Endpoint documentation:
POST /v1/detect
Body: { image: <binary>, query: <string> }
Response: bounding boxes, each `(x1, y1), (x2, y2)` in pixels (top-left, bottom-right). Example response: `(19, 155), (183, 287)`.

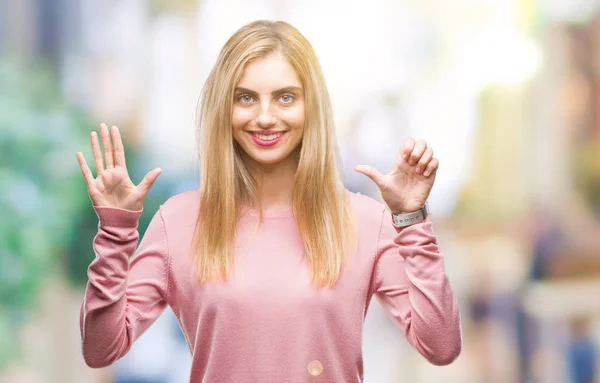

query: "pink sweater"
(80, 189), (461, 382)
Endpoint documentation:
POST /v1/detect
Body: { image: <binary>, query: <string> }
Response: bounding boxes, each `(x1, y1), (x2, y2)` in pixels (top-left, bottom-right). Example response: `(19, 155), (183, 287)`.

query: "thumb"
(354, 165), (385, 188)
(138, 168), (162, 193)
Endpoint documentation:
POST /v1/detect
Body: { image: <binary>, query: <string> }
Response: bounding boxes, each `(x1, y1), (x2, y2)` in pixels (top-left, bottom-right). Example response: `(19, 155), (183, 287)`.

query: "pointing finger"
(408, 139), (427, 166)
(400, 137), (415, 161)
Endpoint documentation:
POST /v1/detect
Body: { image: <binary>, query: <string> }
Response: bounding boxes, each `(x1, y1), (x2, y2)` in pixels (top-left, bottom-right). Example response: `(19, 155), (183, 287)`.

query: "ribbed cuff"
(93, 206), (143, 228)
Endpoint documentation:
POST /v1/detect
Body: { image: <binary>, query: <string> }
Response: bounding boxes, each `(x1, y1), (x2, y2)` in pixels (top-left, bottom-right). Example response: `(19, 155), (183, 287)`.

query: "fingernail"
(424, 170), (430, 176)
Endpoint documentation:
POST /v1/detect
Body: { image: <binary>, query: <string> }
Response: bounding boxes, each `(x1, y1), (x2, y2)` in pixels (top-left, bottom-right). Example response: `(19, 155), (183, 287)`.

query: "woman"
(77, 20), (461, 382)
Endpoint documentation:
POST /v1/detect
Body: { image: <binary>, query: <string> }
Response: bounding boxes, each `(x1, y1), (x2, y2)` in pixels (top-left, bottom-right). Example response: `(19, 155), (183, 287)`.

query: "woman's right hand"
(76, 123), (162, 211)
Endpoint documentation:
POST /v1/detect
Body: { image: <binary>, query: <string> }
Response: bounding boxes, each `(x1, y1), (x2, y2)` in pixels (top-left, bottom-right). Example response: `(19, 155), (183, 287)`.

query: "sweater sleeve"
(371, 207), (462, 366)
(79, 205), (170, 368)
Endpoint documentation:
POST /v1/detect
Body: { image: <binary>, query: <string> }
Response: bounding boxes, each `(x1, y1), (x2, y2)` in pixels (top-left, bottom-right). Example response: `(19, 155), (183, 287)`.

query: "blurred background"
(2, 0), (600, 382)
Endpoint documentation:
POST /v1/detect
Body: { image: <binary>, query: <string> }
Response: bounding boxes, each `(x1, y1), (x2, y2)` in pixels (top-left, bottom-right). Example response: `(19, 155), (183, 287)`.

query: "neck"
(245, 152), (299, 213)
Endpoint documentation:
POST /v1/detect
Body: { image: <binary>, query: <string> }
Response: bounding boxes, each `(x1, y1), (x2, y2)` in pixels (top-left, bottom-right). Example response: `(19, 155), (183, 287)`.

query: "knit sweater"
(80, 189), (461, 382)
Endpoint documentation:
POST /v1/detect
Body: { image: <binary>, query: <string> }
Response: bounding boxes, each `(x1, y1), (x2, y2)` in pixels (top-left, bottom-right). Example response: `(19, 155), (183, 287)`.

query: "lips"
(249, 130), (286, 137)
(247, 131), (288, 147)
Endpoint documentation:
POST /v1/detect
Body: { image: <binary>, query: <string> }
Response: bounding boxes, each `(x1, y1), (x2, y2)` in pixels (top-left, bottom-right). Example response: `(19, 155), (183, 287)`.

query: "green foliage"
(0, 56), (177, 369)
(0, 58), (93, 367)
(573, 139), (600, 215)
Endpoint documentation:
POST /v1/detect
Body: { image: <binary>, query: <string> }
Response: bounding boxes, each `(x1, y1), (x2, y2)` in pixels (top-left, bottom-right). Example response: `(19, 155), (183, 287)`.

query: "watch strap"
(391, 203), (429, 227)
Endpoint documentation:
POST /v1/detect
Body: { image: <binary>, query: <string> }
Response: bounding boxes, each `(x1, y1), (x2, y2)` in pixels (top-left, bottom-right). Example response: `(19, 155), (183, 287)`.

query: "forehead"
(237, 52), (302, 89)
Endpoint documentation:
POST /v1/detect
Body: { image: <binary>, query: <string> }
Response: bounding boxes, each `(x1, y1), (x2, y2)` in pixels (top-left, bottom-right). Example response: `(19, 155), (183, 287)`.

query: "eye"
(280, 94), (294, 104)
(238, 94), (255, 104)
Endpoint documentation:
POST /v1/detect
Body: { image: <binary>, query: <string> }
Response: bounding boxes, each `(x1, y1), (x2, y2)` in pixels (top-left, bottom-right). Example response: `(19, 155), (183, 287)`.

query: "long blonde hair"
(192, 20), (356, 288)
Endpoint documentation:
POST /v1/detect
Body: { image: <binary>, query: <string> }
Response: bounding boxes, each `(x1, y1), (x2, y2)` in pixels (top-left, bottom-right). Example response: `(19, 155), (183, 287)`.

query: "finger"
(138, 168), (162, 193)
(100, 123), (115, 169)
(400, 137), (416, 161)
(354, 165), (385, 189)
(408, 139), (427, 165)
(90, 130), (104, 175)
(415, 147), (434, 174)
(423, 158), (439, 177)
(111, 126), (127, 167)
(76, 152), (95, 186)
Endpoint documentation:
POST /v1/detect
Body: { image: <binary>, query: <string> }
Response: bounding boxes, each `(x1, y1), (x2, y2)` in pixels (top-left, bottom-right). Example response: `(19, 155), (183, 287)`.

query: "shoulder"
(346, 189), (386, 228)
(162, 188), (201, 209)
(157, 188), (201, 226)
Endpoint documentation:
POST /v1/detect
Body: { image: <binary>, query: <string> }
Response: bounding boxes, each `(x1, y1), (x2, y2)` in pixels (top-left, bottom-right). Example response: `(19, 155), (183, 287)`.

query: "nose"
(256, 103), (277, 128)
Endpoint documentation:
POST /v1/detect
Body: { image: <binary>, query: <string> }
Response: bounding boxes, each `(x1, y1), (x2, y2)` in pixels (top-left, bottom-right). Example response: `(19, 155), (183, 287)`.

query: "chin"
(248, 152), (288, 166)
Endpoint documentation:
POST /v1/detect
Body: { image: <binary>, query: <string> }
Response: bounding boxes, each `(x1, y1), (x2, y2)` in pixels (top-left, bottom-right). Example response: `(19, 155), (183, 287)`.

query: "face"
(232, 52), (305, 171)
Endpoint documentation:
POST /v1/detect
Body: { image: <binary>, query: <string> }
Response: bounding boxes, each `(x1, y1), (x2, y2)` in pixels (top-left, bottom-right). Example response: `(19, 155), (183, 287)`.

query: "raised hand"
(355, 138), (438, 213)
(76, 123), (162, 211)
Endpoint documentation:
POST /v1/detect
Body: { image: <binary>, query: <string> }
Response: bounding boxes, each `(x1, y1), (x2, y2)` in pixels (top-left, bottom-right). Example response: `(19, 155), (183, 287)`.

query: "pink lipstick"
(247, 131), (287, 147)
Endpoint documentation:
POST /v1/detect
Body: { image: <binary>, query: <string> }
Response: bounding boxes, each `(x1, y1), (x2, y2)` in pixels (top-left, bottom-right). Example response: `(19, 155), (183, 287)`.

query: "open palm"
(76, 123), (161, 211)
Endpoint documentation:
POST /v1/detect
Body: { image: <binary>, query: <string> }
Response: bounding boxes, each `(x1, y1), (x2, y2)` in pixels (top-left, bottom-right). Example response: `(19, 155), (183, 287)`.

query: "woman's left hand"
(354, 138), (438, 213)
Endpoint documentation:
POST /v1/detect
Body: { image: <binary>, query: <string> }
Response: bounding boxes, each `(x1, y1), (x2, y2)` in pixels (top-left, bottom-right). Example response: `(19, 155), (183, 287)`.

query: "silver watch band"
(391, 203), (429, 227)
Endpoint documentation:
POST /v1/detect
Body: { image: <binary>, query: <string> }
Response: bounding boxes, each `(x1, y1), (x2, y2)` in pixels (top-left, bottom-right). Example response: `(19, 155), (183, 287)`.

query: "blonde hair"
(192, 20), (356, 288)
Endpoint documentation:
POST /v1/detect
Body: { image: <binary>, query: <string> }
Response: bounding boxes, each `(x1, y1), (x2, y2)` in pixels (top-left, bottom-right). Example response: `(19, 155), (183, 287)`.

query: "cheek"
(283, 105), (305, 130)
(232, 107), (254, 129)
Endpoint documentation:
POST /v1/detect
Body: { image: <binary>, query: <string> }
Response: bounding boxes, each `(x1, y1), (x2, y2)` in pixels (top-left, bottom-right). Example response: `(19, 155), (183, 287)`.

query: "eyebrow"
(234, 86), (303, 96)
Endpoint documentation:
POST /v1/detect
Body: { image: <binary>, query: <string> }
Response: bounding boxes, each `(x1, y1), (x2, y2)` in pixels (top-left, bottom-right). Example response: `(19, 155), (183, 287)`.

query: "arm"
(371, 207), (462, 365)
(79, 206), (170, 368)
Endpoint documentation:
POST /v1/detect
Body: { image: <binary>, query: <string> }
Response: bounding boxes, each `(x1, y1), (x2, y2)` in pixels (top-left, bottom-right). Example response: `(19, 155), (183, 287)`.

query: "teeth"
(253, 132), (284, 141)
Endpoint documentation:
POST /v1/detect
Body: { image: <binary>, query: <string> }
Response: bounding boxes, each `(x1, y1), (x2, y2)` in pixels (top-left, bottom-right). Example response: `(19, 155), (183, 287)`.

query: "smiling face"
(232, 51), (305, 171)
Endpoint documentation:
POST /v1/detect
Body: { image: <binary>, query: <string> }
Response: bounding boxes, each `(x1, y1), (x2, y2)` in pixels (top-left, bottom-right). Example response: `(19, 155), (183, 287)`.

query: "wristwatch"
(391, 202), (429, 228)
